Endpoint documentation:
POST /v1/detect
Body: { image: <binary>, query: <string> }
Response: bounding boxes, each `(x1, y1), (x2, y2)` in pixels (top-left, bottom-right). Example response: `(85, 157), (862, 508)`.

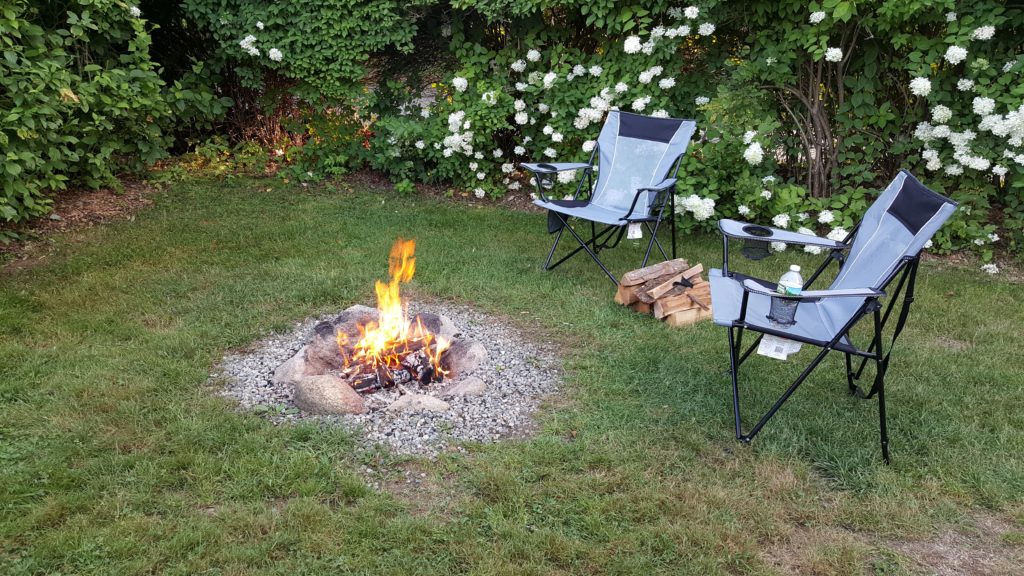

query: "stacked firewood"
(614, 258), (713, 326)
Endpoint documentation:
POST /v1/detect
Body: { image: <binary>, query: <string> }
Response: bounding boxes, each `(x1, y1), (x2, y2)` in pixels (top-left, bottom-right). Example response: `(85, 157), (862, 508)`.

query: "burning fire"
(339, 238), (450, 378)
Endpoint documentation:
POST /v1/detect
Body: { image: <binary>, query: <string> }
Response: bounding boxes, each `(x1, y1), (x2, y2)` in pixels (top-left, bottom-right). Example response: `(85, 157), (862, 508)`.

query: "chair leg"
(670, 198), (677, 260)
(877, 371), (890, 464)
(543, 225), (566, 271)
(727, 327), (743, 440)
(742, 346), (832, 442)
(551, 216), (619, 284)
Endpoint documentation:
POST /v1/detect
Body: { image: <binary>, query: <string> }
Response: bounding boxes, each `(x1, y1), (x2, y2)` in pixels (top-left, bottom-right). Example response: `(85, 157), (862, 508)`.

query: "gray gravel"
(214, 302), (561, 457)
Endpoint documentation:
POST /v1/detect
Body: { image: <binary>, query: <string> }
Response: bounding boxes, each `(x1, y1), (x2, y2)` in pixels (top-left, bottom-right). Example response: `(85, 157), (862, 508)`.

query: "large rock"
(413, 312), (460, 342)
(443, 340), (487, 378)
(304, 305), (379, 374)
(272, 346), (309, 386)
(387, 393), (449, 413)
(293, 374), (367, 415)
(440, 376), (486, 398)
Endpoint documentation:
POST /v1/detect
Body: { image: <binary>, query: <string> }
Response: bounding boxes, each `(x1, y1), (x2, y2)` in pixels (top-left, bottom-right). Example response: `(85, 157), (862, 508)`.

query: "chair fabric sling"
(708, 170), (957, 462)
(521, 110), (697, 284)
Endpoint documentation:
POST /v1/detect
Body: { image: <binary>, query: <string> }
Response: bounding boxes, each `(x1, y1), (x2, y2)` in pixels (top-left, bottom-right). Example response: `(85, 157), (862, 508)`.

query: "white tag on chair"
(757, 335), (802, 360)
(627, 223), (642, 239)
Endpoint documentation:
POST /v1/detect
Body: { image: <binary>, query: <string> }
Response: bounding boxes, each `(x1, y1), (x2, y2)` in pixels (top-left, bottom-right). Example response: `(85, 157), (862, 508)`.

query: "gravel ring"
(213, 302), (561, 457)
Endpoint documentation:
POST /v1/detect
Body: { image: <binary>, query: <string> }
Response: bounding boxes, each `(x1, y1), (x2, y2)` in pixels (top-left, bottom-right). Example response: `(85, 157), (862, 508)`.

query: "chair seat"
(533, 199), (641, 226)
(709, 269), (863, 349)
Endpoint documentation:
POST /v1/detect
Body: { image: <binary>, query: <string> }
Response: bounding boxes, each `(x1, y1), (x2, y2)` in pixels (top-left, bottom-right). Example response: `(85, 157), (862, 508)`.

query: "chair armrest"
(520, 162), (592, 174)
(742, 279), (884, 300)
(718, 219), (845, 249)
(638, 178), (677, 193)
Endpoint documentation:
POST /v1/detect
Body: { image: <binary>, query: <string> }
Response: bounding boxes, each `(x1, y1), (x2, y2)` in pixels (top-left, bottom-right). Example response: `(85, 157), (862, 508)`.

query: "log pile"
(614, 258), (713, 326)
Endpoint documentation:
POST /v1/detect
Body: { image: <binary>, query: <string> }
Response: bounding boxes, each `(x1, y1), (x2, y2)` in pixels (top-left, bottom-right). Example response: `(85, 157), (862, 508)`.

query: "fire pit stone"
(293, 374), (367, 415)
(387, 393), (450, 413)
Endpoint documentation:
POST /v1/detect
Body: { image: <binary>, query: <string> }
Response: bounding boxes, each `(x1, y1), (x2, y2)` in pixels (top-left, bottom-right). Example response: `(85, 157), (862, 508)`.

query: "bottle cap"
(790, 264), (801, 272)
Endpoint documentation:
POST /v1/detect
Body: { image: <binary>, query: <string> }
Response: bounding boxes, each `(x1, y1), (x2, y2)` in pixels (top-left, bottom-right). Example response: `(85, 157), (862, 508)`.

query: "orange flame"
(343, 239), (450, 377)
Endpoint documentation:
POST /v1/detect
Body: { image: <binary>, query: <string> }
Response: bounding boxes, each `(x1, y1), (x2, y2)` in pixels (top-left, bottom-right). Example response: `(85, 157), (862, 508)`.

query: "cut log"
(620, 258), (688, 286)
(614, 283), (640, 305)
(629, 301), (653, 315)
(646, 272), (686, 301)
(665, 306), (714, 327)
(653, 285), (711, 318)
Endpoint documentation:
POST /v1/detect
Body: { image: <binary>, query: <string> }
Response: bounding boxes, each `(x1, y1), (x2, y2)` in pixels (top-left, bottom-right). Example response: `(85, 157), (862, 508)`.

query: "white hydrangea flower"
(945, 46), (969, 66)
(972, 26), (995, 40)
(809, 11), (825, 24)
(698, 23), (715, 36)
(825, 47), (843, 62)
(493, 148), (503, 158)
(695, 96), (710, 106)
(805, 245), (823, 255)
(946, 12), (957, 22)
(639, 70), (655, 84)
(514, 112), (529, 125)
(931, 105), (953, 123)
(1002, 61), (1015, 73)
(582, 140), (596, 153)
(474, 188), (486, 199)
(760, 189), (772, 200)
(766, 57), (777, 65)
(771, 241), (787, 252)
(514, 99), (526, 111)
(414, 140), (425, 150)
(481, 91), (497, 105)
(743, 130), (757, 144)
(624, 36), (643, 54)
(993, 164), (1008, 177)
(443, 148), (454, 158)
(542, 72), (557, 88)
(500, 162), (514, 173)
(650, 109), (669, 118)
(910, 77), (932, 97)
(989, 233), (1000, 242)
(615, 82), (629, 93)
(556, 170), (576, 184)
(668, 7), (683, 18)
(772, 214), (791, 228)
(527, 49), (541, 62)
(974, 238), (985, 246)
(129, 5), (142, 18)
(239, 35), (259, 57)
(737, 205), (751, 216)
(469, 161), (479, 171)
(818, 210), (835, 224)
(268, 48), (283, 62)
(572, 64), (586, 77)
(641, 40), (656, 56)
(797, 226), (815, 236)
(631, 96), (651, 111)
(744, 142), (764, 165)
(827, 227), (848, 242)
(945, 164), (964, 175)
(924, 239), (933, 249)
(589, 65), (603, 77)
(476, 172), (486, 180)
(452, 77), (468, 92)
(797, 212), (808, 221)
(684, 6), (699, 19)
(474, 150), (483, 159)
(542, 125), (554, 135)
(763, 175), (776, 183)
(514, 82), (528, 91)
(543, 147), (557, 158)
(973, 97), (995, 116)
(957, 78), (975, 91)
(538, 103), (550, 113)
(658, 77), (676, 89)
(420, 108), (430, 118)
(981, 263), (1000, 274)
(514, 145), (526, 155)
(511, 60), (527, 72)
(551, 132), (564, 143)
(509, 181), (522, 191)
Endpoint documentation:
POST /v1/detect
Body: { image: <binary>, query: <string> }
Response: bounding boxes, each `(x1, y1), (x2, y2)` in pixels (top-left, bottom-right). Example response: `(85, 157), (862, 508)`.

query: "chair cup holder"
(740, 225), (773, 260)
(767, 295), (799, 326)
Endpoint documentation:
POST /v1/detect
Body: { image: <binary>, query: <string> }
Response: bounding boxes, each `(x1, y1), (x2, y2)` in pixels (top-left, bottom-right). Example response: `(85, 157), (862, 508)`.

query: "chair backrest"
(592, 111), (697, 215)
(831, 170), (957, 292)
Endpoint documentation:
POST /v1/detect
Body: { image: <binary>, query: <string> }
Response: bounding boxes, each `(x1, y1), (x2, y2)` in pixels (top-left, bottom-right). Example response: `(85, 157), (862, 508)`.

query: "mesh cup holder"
(767, 295), (799, 326)
(740, 225), (773, 260)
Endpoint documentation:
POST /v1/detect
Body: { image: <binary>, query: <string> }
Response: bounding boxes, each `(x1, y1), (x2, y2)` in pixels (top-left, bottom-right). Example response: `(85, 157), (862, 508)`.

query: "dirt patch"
(1, 181), (157, 273)
(930, 336), (973, 353)
(891, 513), (1024, 576)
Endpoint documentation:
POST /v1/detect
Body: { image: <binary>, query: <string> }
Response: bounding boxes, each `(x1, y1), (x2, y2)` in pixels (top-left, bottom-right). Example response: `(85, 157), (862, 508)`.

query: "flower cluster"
(676, 194), (716, 220)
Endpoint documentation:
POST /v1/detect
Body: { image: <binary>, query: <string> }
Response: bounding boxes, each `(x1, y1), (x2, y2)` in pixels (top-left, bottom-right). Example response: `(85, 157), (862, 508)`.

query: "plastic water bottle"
(771, 265), (803, 325)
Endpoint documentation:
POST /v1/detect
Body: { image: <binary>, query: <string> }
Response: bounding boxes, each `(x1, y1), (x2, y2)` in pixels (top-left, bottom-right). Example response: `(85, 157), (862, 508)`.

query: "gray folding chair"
(521, 111), (697, 284)
(709, 170), (958, 462)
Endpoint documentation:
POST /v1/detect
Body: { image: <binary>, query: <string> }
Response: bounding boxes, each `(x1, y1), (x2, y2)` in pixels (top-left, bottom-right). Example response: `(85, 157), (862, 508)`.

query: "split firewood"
(614, 283), (640, 305)
(665, 306), (714, 327)
(620, 258), (689, 286)
(630, 301), (653, 315)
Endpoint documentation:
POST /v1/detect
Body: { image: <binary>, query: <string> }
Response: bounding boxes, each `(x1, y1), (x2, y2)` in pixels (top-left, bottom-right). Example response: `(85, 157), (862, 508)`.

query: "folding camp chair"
(522, 111), (697, 284)
(709, 170), (957, 462)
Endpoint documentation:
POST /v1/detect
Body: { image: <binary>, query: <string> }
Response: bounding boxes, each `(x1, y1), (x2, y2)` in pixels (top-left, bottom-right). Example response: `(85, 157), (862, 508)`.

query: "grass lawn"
(2, 177), (1023, 574)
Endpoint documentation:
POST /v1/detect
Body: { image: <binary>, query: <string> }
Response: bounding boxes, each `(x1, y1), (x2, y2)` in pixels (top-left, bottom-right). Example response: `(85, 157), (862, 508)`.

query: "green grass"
(1, 177), (1022, 574)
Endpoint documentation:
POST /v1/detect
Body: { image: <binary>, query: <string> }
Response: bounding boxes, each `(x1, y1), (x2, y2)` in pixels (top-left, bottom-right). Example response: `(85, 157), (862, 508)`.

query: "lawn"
(1, 177), (1022, 575)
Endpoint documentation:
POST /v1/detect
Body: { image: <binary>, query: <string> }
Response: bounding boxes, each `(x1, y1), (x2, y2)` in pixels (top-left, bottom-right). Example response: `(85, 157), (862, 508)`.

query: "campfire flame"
(340, 238), (450, 377)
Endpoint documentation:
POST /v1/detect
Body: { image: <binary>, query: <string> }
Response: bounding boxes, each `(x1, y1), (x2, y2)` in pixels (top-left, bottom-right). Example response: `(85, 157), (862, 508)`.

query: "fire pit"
(215, 239), (560, 456)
